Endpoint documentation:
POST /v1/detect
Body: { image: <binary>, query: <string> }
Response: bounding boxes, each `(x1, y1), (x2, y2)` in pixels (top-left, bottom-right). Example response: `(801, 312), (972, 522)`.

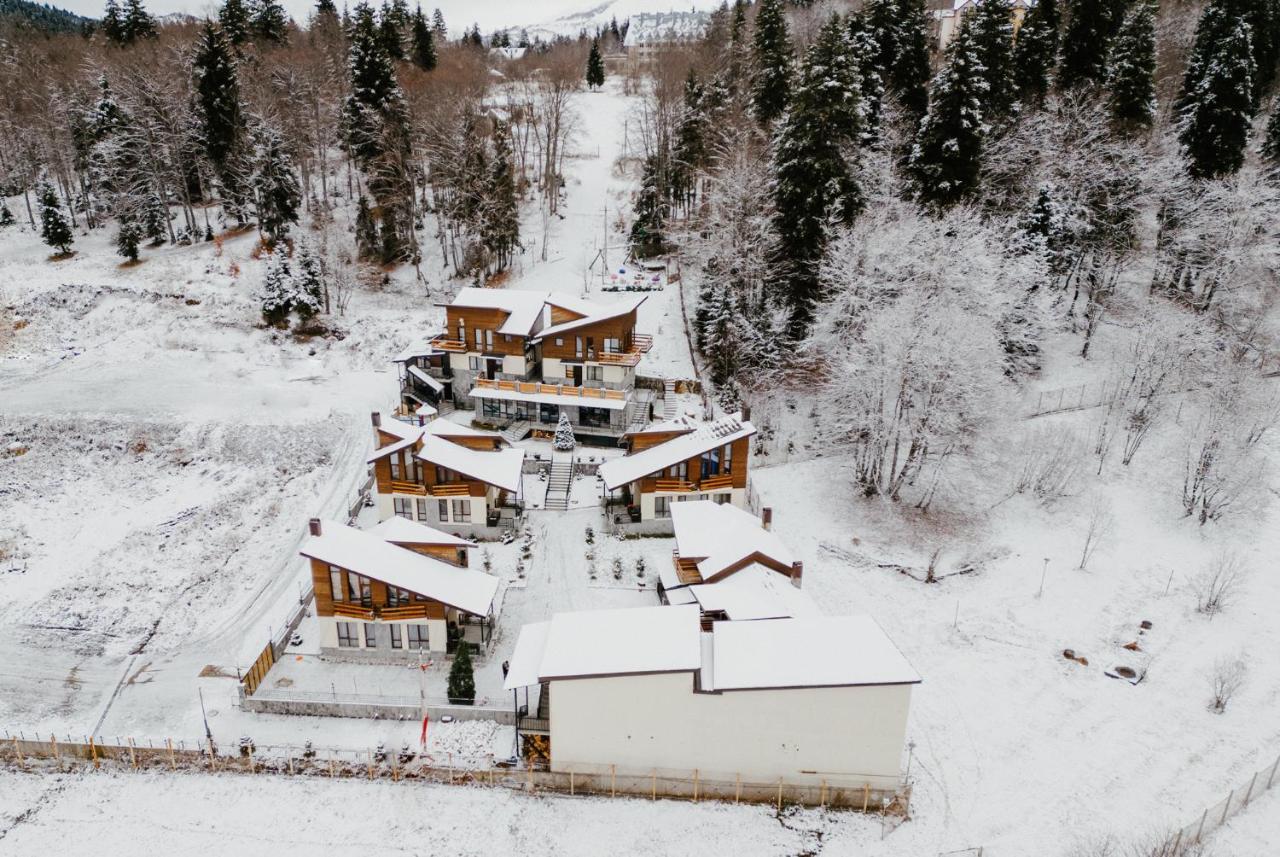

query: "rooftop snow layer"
(534, 296), (647, 341)
(707, 616), (921, 691)
(416, 435), (524, 492)
(369, 516), (477, 548)
(536, 605), (702, 680)
(503, 620), (552, 690)
(670, 500), (794, 581)
(688, 565), (818, 621)
(599, 414), (755, 490)
(447, 288), (552, 336)
(300, 520), (498, 617)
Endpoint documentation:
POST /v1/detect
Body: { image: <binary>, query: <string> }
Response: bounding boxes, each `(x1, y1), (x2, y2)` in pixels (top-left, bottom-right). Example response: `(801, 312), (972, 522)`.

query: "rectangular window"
(436, 466), (453, 483)
(714, 493), (731, 505)
(390, 624), (403, 649)
(585, 365), (603, 382)
(700, 447), (721, 479)
(452, 499), (471, 523)
(388, 586), (411, 606)
(483, 399), (501, 418)
(364, 624), (377, 648)
(416, 498), (428, 520)
(654, 496), (671, 518)
(407, 624), (429, 650)
(345, 571), (360, 602)
(457, 319), (465, 341)
(390, 456), (401, 481)
(337, 622), (357, 648)
(438, 499), (450, 521)
(329, 567), (345, 602)
(604, 337), (621, 354)
(575, 336), (583, 357)
(504, 334), (511, 343)
(554, 337), (564, 346)
(485, 330), (494, 350)
(474, 328), (483, 349)
(723, 443), (733, 473)
(669, 461), (688, 480)
(540, 403), (559, 424)
(468, 356), (482, 371)
(394, 497), (412, 519)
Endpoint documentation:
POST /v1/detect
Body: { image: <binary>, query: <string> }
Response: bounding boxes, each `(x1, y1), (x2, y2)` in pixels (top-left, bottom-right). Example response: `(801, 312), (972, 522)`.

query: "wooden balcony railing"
(699, 474), (734, 491)
(428, 483), (471, 497)
(653, 474), (734, 493)
(655, 479), (697, 493)
(379, 604), (434, 621)
(388, 480), (427, 495)
(429, 336), (467, 353)
(332, 603), (375, 620)
(474, 378), (627, 401)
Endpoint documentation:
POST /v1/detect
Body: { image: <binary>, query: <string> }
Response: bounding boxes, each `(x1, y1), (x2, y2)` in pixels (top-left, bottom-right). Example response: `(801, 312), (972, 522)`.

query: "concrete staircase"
(500, 420), (531, 444)
(662, 379), (677, 419)
(544, 453), (573, 511)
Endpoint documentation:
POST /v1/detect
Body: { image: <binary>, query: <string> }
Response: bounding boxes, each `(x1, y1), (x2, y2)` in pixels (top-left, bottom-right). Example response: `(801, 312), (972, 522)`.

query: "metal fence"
(0, 730), (909, 813)
(1024, 381), (1122, 418)
(1170, 753), (1280, 850)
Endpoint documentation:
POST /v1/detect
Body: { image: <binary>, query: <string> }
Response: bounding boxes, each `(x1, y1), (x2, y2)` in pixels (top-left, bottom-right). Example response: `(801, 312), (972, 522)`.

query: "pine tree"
(343, 2), (401, 163)
(0, 202), (13, 227)
(1057, 0), (1116, 89)
(379, 2), (404, 59)
(1012, 0), (1059, 105)
(629, 155), (667, 258)
(969, 0), (1016, 118)
(219, 0), (250, 46)
(701, 284), (743, 386)
(115, 218), (141, 261)
(447, 642), (476, 704)
(292, 240), (324, 318)
(1178, 0), (1257, 178)
(139, 193), (167, 244)
(553, 412), (576, 450)
(118, 0), (156, 43)
(586, 39), (605, 89)
(907, 18), (987, 207)
(1243, 0), (1280, 100)
(255, 126), (301, 245)
(890, 0), (932, 118)
(260, 244), (293, 325)
(410, 5), (437, 70)
(483, 122), (520, 270)
(315, 0), (337, 16)
(751, 0), (793, 126)
(672, 69), (707, 207)
(1107, 2), (1156, 128)
(355, 195), (380, 260)
(38, 180), (73, 254)
(193, 22), (251, 224)
(1262, 100), (1280, 171)
(848, 14), (885, 140)
(431, 6), (445, 38)
(771, 15), (863, 334)
(102, 0), (124, 43)
(252, 0), (289, 44)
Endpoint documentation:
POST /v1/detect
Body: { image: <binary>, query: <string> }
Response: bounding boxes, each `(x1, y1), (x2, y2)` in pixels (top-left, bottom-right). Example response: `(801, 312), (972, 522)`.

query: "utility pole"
(198, 687), (215, 755)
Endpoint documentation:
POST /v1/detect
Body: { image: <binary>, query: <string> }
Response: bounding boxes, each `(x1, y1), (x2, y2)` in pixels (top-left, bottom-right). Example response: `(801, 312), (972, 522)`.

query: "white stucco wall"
(449, 352), (470, 371)
(319, 615), (448, 654)
(639, 488), (746, 522)
(502, 355), (526, 375)
(548, 671), (912, 789)
(378, 492), (487, 527)
(543, 357), (564, 380)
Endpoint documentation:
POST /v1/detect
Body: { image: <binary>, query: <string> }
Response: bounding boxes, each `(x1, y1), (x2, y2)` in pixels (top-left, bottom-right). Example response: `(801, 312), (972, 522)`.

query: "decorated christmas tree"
(554, 412), (576, 450)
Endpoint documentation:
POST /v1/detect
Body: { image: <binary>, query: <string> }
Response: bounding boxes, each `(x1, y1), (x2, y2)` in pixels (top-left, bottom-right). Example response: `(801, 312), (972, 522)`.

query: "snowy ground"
(3, 74), (1277, 855)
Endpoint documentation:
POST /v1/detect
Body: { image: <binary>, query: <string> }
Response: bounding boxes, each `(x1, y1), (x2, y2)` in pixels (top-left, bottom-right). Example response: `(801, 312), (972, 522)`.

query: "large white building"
(504, 605), (920, 792)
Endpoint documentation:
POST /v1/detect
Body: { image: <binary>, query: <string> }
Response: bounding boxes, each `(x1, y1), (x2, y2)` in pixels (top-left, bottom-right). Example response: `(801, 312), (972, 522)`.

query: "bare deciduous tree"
(1078, 495), (1114, 569)
(1209, 655), (1246, 713)
(1194, 552), (1246, 615)
(1011, 426), (1083, 502)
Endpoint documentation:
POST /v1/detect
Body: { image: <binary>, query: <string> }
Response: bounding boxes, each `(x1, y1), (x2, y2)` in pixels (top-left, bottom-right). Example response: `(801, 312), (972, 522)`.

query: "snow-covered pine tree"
(292, 240), (325, 318)
(907, 18), (987, 208)
(120, 0), (156, 43)
(447, 642), (475, 704)
(139, 193), (168, 244)
(0, 202), (13, 227)
(315, 0), (338, 17)
(751, 0), (793, 126)
(218, 0), (250, 46)
(771, 14), (863, 334)
(102, 0), (125, 43)
(1243, 0), (1280, 100)
(379, 2), (405, 60)
(553, 412), (576, 450)
(701, 283), (743, 386)
(252, 0), (290, 44)
(1262, 100), (1280, 172)
(1012, 0), (1059, 105)
(586, 39), (605, 89)
(1178, 0), (1256, 178)
(890, 0), (933, 118)
(862, 0), (897, 76)
(1106, 2), (1156, 128)
(671, 68), (707, 211)
(410, 5), (437, 71)
(969, 0), (1016, 118)
(848, 13), (885, 141)
(193, 21), (252, 225)
(431, 7), (446, 38)
(1057, 0), (1117, 90)
(260, 244), (292, 325)
(254, 125), (301, 245)
(629, 154), (667, 258)
(115, 217), (141, 261)
(482, 122), (520, 270)
(38, 180), (73, 254)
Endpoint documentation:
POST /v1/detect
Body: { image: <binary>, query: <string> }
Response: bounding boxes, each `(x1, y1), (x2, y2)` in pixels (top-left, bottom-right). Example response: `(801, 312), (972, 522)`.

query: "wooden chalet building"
(598, 412), (755, 531)
(368, 412), (524, 539)
(659, 500), (814, 628)
(301, 518), (499, 660)
(392, 288), (657, 443)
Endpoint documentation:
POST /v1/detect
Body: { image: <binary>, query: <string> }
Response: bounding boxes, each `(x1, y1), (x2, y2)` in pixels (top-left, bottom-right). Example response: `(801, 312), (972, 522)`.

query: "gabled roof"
(705, 616), (921, 691)
(669, 501), (796, 583)
(446, 288), (550, 336)
(369, 516), (476, 548)
(423, 419), (502, 441)
(367, 434), (418, 464)
(416, 435), (524, 492)
(504, 605), (702, 688)
(688, 566), (817, 621)
(392, 340), (441, 362)
(300, 520), (498, 616)
(599, 414), (756, 490)
(534, 296), (647, 342)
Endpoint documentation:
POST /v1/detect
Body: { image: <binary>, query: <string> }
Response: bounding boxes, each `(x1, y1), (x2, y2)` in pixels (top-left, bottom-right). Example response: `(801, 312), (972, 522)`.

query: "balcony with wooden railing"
(429, 335), (467, 353)
(653, 473), (735, 494)
(388, 480), (427, 495)
(428, 483), (472, 497)
(591, 334), (654, 367)
(380, 603), (442, 621)
(699, 473), (735, 491)
(332, 603), (375, 620)
(474, 378), (627, 402)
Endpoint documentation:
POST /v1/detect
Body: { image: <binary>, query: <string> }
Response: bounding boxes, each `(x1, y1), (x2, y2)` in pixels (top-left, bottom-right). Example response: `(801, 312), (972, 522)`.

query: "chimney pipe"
(761, 507), (773, 531)
(790, 561), (803, 589)
(308, 518), (322, 537)
(741, 405), (751, 422)
(371, 411), (382, 429)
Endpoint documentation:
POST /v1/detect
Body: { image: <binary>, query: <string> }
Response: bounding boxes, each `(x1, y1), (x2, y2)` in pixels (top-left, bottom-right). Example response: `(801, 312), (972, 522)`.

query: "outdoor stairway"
(501, 420), (531, 444)
(544, 454), (573, 511)
(662, 379), (677, 419)
(436, 400), (456, 417)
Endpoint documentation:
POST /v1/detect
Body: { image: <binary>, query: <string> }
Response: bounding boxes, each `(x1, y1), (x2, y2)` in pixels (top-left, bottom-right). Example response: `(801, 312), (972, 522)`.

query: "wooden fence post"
(693, 769), (699, 803)
(50, 735), (58, 770)
(862, 784), (870, 812)
(1243, 771), (1259, 805)
(776, 778), (783, 813)
(1195, 808), (1207, 842)
(367, 751), (374, 780)
(611, 764), (616, 798)
(166, 739), (176, 771)
(735, 773), (741, 805)
(570, 770), (575, 796)
(329, 754), (335, 778)
(12, 737), (25, 771)
(89, 736), (99, 770)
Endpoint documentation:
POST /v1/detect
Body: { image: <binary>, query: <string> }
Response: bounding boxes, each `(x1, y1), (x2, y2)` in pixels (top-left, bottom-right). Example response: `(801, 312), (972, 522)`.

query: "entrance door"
(570, 365), (582, 387)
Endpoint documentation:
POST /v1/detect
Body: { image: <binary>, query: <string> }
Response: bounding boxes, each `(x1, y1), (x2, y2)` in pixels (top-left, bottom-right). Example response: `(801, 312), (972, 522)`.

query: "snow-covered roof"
(408, 365), (445, 393)
(423, 419), (502, 440)
(416, 435), (524, 492)
(447, 288), (550, 336)
(688, 566), (818, 621)
(705, 616), (921, 691)
(415, 403), (438, 418)
(393, 340), (440, 362)
(377, 416), (426, 443)
(599, 414), (756, 490)
(469, 383), (630, 410)
(300, 520), (498, 617)
(369, 516), (476, 548)
(367, 434), (417, 464)
(507, 605), (702, 685)
(503, 620), (552, 690)
(625, 416), (697, 437)
(670, 501), (795, 582)
(534, 296), (647, 341)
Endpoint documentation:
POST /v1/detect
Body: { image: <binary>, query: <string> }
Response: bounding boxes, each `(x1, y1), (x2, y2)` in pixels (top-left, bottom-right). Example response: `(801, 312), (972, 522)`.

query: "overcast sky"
(52, 0), (712, 34)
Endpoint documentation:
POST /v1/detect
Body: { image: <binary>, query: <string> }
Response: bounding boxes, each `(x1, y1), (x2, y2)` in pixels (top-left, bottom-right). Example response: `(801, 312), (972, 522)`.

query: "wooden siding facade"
(309, 557), (452, 621)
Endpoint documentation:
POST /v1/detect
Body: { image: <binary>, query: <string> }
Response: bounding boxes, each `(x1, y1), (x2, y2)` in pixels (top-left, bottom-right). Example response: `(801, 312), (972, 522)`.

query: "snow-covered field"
(3, 73), (1278, 855)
